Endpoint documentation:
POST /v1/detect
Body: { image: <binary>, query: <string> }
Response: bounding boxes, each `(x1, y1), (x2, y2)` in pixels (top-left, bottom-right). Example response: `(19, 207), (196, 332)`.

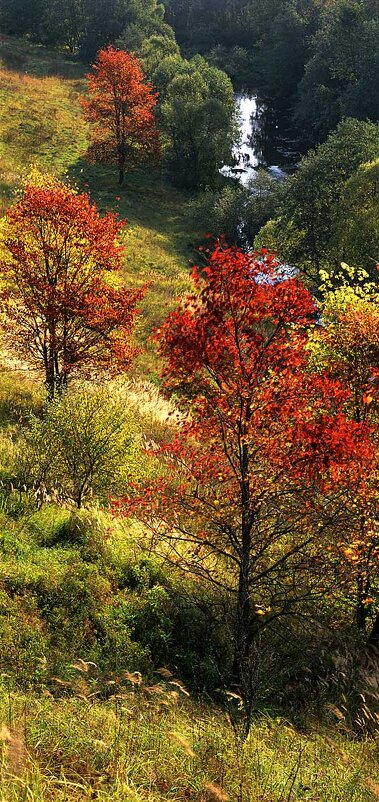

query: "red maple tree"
(82, 46), (160, 185)
(1, 172), (145, 397)
(116, 243), (374, 730)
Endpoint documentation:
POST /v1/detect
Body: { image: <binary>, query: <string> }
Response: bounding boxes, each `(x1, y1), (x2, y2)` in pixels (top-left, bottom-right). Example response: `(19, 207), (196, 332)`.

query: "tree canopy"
(82, 46), (160, 185)
(0, 171), (144, 397)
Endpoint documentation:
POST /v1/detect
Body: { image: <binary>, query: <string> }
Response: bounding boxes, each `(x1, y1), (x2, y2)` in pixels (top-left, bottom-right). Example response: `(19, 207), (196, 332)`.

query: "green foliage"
(0, 0), (176, 58)
(160, 55), (236, 190)
(0, 688), (378, 802)
(17, 384), (142, 508)
(0, 374), (43, 429)
(256, 118), (379, 282)
(0, 500), (231, 692)
(140, 32), (180, 77)
(166, 0), (318, 104)
(116, 0), (174, 52)
(296, 0), (379, 144)
(189, 170), (282, 248)
(206, 44), (253, 87)
(166, 0), (379, 144)
(331, 159), (379, 274)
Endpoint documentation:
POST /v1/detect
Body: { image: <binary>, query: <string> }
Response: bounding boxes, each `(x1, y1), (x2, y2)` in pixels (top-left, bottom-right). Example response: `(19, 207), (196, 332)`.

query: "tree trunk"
(46, 355), (55, 400)
(232, 495), (254, 735)
(356, 573), (370, 631)
(231, 410), (255, 736)
(118, 140), (126, 185)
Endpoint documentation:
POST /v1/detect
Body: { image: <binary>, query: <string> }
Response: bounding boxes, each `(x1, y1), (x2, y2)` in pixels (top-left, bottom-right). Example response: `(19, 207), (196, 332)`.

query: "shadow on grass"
(68, 157), (197, 267)
(0, 34), (85, 79)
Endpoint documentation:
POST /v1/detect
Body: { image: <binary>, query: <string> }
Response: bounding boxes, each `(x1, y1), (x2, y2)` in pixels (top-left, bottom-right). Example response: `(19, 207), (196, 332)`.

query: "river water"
(221, 93), (298, 186)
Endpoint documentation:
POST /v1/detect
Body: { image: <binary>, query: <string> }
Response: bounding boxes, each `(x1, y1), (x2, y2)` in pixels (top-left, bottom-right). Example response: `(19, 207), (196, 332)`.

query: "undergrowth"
(0, 687), (378, 802)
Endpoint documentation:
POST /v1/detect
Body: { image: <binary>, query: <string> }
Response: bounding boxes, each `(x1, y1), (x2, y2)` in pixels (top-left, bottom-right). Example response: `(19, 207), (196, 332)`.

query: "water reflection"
(221, 94), (299, 186)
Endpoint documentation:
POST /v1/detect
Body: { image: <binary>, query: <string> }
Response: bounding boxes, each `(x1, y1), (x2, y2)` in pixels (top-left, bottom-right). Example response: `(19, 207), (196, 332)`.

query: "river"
(221, 93), (299, 186)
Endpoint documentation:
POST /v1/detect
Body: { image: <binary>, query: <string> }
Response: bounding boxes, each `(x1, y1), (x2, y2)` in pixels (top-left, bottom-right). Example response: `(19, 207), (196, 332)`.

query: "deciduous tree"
(19, 384), (142, 509)
(310, 270), (379, 644)
(0, 171), (144, 397)
(82, 46), (160, 185)
(116, 243), (373, 730)
(161, 56), (235, 191)
(256, 119), (379, 283)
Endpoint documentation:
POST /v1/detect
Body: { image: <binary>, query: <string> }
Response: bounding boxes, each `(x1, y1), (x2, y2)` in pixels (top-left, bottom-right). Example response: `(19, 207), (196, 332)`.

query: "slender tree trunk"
(232, 418), (255, 735)
(232, 529), (255, 736)
(356, 575), (367, 631)
(46, 325), (60, 400)
(118, 133), (126, 185)
(46, 349), (56, 400)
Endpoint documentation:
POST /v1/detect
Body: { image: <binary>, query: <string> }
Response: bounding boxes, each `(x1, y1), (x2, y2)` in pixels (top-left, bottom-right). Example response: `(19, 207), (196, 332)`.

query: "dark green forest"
(2, 0), (378, 145)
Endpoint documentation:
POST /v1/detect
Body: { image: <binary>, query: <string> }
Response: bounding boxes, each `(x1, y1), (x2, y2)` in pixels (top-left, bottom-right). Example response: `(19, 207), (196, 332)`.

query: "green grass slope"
(1, 688), (378, 802)
(0, 34), (193, 370)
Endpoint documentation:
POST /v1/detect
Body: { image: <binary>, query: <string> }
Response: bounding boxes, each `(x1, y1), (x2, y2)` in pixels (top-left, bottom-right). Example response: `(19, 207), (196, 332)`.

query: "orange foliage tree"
(115, 244), (374, 730)
(0, 172), (144, 398)
(310, 277), (379, 645)
(82, 46), (160, 185)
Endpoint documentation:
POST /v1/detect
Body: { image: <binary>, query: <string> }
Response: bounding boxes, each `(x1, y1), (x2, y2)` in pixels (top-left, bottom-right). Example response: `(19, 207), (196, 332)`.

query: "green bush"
(189, 172), (282, 248)
(17, 384), (143, 508)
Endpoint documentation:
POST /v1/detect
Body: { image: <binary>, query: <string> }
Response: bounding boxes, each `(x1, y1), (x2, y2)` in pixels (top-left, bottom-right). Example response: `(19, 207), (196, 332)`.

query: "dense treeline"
(0, 0), (173, 58)
(1, 0), (378, 149)
(165, 0), (379, 146)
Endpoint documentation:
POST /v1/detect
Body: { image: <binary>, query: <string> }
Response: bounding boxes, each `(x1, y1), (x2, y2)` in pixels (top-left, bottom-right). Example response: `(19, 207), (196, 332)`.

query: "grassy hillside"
(0, 36), (86, 214)
(0, 34), (193, 372)
(1, 688), (379, 802)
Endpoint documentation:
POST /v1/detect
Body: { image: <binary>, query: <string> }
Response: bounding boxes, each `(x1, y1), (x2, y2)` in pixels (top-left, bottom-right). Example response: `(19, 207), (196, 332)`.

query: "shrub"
(17, 384), (143, 508)
(189, 172), (282, 248)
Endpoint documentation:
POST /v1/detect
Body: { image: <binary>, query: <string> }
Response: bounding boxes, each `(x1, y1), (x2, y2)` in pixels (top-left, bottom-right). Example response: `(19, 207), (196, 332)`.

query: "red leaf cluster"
(117, 244), (374, 590)
(82, 46), (160, 177)
(1, 175), (145, 394)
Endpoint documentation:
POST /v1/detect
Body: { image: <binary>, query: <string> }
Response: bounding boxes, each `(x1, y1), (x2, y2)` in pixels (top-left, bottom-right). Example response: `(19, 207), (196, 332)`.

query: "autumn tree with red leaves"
(82, 46), (160, 185)
(116, 244), (373, 732)
(0, 171), (144, 398)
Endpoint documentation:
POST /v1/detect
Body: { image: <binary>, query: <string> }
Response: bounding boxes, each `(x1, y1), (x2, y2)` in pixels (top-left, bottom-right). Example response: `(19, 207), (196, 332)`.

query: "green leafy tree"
(189, 171), (282, 248)
(78, 0), (173, 60)
(19, 385), (142, 509)
(161, 56), (236, 190)
(117, 0), (174, 51)
(140, 33), (180, 77)
(256, 119), (379, 283)
(296, 0), (379, 144)
(254, 3), (309, 106)
(331, 159), (379, 275)
(79, 0), (130, 59)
